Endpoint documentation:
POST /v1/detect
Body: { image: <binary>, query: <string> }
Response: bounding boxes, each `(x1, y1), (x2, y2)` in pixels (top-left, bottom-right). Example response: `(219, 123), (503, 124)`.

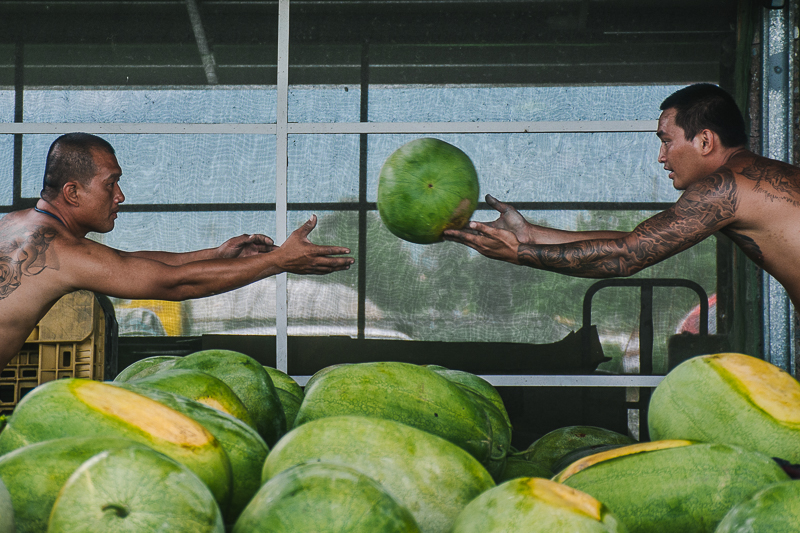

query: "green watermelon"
(495, 456), (553, 484)
(450, 477), (627, 533)
(275, 388), (302, 430)
(426, 365), (511, 427)
(0, 379), (232, 508)
(233, 463), (421, 532)
(648, 353), (800, 463)
(0, 479), (12, 533)
(115, 383), (269, 524)
(555, 441), (790, 533)
(0, 436), (146, 533)
(714, 480), (800, 532)
(295, 361), (494, 463)
(262, 415), (495, 533)
(130, 368), (256, 429)
(114, 356), (179, 382)
(263, 366), (304, 399)
(48, 447), (224, 533)
(457, 386), (511, 479)
(523, 425), (636, 473)
(173, 350), (286, 446)
(377, 138), (479, 244)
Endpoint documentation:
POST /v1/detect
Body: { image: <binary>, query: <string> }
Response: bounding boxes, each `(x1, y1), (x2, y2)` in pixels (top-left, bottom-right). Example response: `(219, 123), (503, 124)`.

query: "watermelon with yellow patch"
(648, 353), (800, 463)
(450, 477), (627, 533)
(0, 378), (232, 508)
(173, 350), (286, 446)
(554, 440), (790, 533)
(130, 368), (256, 430)
(115, 383), (269, 524)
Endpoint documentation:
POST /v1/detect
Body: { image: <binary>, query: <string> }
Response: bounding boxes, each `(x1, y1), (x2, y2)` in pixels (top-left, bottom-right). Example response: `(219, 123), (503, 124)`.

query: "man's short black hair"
(660, 84), (748, 148)
(41, 133), (116, 201)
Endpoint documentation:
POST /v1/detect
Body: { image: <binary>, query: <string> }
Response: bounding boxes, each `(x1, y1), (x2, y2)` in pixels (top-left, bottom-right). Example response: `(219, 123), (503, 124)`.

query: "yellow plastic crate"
(0, 291), (112, 414)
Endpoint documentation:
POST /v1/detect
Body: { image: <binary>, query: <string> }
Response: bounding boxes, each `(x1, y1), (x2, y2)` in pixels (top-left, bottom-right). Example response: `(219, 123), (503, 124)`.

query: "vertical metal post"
(357, 40), (369, 340)
(275, 0), (290, 372)
(13, 41), (23, 206)
(761, 5), (795, 372)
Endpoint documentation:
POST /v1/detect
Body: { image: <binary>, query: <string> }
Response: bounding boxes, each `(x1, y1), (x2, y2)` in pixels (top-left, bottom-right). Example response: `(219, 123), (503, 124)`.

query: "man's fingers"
(294, 215), (318, 239)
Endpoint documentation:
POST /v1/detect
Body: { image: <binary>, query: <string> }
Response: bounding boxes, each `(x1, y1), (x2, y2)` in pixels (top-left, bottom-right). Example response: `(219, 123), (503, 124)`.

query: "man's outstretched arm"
(444, 170), (739, 277)
(64, 216), (353, 300)
(119, 233), (277, 265)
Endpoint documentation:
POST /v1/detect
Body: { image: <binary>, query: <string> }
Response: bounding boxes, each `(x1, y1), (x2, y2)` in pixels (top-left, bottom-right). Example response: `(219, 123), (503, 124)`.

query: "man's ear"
(62, 181), (80, 207)
(695, 129), (716, 156)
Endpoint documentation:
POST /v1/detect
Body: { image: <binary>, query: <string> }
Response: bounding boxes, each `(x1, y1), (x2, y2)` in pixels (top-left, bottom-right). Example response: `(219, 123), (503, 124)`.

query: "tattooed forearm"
(0, 226), (58, 299)
(516, 171), (739, 277)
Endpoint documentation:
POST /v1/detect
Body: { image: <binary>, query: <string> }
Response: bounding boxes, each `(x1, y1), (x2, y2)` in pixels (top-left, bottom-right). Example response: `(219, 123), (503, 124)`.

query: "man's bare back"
(0, 209), (73, 366)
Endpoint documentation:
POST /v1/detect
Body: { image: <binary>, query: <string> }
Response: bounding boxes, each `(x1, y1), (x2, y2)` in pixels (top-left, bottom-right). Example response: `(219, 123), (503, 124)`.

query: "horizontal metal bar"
(0, 120), (657, 136)
(291, 374), (665, 387)
(0, 123), (277, 134)
(287, 120), (657, 134)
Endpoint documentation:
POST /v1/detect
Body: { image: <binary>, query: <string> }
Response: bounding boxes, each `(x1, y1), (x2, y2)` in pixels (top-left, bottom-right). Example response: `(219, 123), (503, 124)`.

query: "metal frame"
(0, 0), (708, 392)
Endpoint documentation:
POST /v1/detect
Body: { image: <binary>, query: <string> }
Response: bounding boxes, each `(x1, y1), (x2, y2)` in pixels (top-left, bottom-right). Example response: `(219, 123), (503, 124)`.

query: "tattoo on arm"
(516, 170), (739, 277)
(0, 226), (58, 299)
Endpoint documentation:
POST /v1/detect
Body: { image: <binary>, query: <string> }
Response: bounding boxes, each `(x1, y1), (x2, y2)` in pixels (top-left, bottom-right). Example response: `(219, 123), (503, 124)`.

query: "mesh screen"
(0, 135), (11, 205)
(23, 88), (277, 124)
(22, 134), (275, 203)
(0, 90), (12, 122)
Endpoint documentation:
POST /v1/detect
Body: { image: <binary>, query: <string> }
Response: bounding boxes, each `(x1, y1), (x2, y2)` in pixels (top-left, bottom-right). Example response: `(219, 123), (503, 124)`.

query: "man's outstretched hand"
(443, 220), (522, 265)
(217, 233), (278, 259)
(481, 194), (534, 244)
(275, 215), (354, 275)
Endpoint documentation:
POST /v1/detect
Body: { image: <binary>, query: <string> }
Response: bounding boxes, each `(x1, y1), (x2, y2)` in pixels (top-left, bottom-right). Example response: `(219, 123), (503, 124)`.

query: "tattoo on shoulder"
(740, 158), (800, 207)
(0, 225), (59, 299)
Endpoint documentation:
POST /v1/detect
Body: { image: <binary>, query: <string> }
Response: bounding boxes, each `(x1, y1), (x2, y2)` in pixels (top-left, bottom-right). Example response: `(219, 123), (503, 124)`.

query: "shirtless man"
(444, 83), (800, 309)
(0, 133), (354, 369)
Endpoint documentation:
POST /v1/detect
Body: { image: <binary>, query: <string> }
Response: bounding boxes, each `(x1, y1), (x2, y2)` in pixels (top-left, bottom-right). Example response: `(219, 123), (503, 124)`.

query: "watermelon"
(262, 415), (495, 533)
(457, 386), (511, 479)
(377, 138), (479, 244)
(114, 356), (179, 382)
(0, 379), (232, 508)
(0, 436), (146, 533)
(495, 456), (553, 483)
(130, 368), (256, 429)
(295, 361), (494, 463)
(48, 446), (224, 533)
(233, 463), (421, 532)
(450, 477), (627, 533)
(275, 388), (303, 429)
(523, 425), (636, 473)
(555, 441), (790, 533)
(426, 365), (511, 427)
(714, 480), (800, 532)
(173, 350), (286, 446)
(263, 366), (304, 399)
(115, 383), (269, 523)
(0, 479), (12, 533)
(648, 353), (800, 463)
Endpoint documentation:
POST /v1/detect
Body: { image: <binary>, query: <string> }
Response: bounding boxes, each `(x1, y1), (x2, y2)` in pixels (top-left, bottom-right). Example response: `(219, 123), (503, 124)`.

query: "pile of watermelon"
(0, 350), (797, 532)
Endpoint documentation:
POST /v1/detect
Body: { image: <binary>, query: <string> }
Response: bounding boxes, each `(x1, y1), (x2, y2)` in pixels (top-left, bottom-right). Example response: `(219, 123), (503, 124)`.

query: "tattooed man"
(444, 84), (800, 308)
(0, 133), (353, 370)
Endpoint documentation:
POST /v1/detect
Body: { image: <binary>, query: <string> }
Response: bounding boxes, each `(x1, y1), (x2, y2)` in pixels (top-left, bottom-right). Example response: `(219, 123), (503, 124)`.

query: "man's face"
(80, 148), (125, 234)
(656, 108), (706, 190)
